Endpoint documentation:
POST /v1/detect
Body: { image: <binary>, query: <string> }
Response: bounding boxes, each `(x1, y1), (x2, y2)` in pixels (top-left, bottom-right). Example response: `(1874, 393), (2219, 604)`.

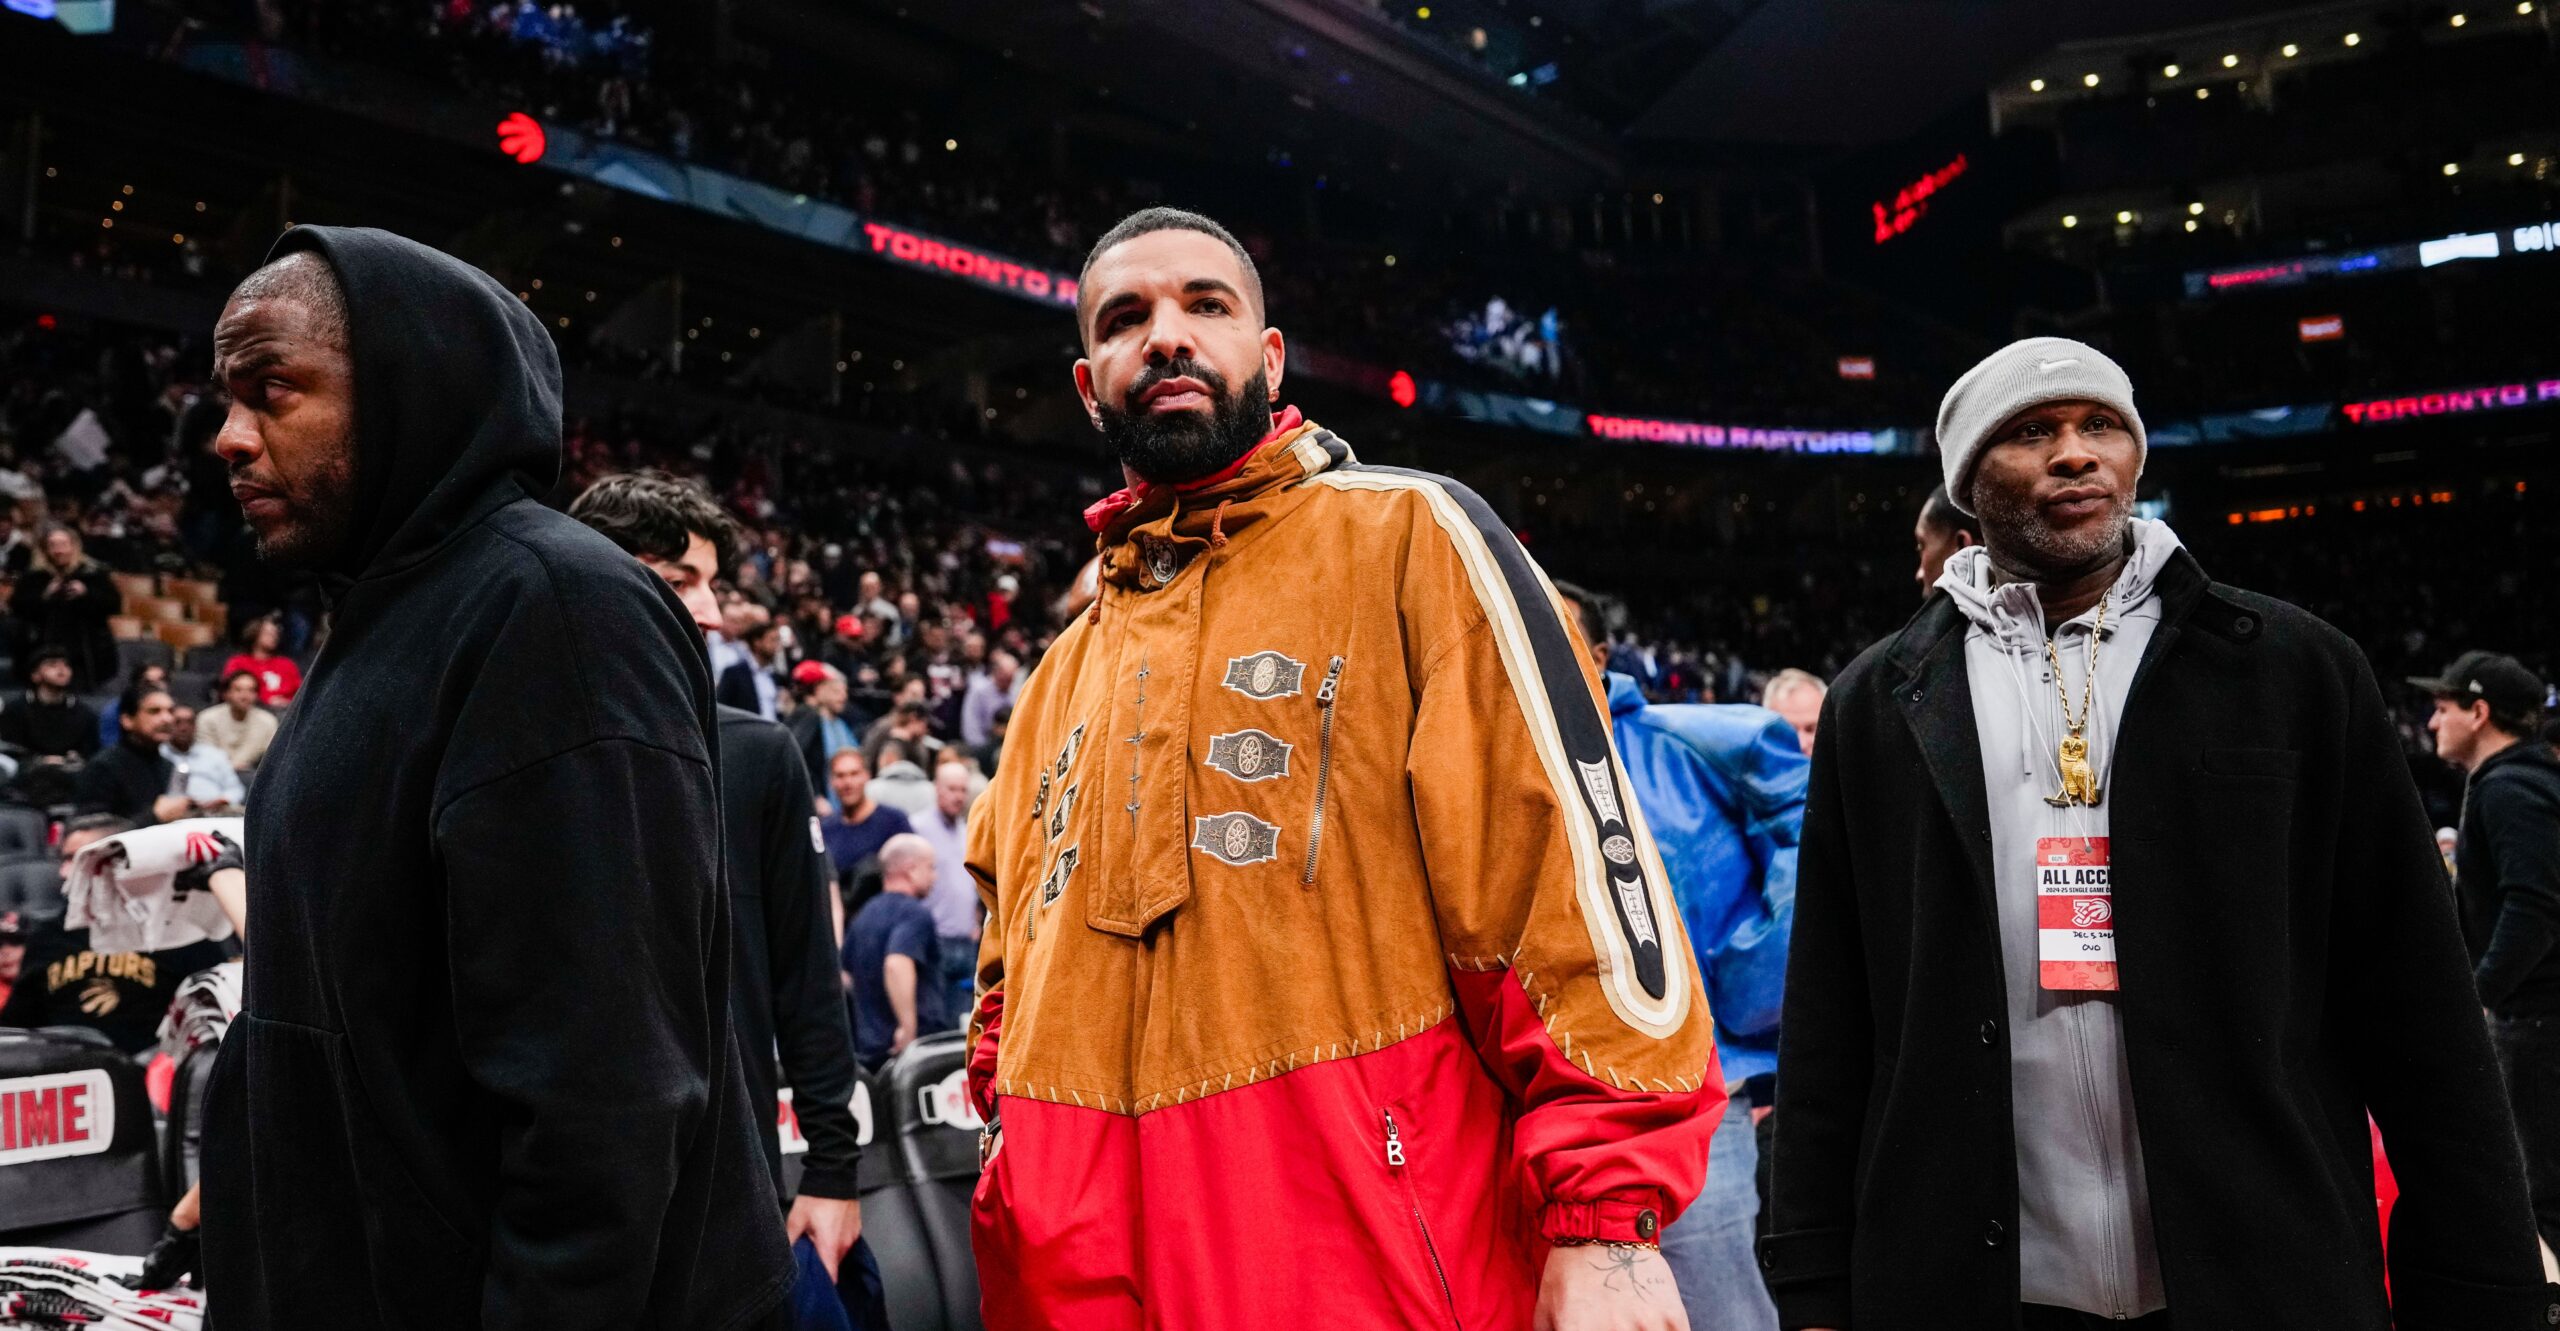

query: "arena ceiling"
(1631, 0), (2351, 148)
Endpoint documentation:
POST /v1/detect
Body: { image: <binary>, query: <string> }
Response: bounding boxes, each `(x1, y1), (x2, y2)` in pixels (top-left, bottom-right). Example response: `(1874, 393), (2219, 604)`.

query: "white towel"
(63, 818), (245, 954)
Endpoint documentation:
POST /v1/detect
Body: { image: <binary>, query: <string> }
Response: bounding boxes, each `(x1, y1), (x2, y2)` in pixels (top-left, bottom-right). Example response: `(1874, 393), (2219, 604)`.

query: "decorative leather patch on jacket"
(1204, 729), (1293, 782)
(1192, 812), (1281, 866)
(1222, 652), (1306, 701)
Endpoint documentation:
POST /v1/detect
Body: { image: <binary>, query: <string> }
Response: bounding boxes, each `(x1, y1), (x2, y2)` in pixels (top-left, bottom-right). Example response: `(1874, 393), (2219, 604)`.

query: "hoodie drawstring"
(1210, 499), (1232, 549)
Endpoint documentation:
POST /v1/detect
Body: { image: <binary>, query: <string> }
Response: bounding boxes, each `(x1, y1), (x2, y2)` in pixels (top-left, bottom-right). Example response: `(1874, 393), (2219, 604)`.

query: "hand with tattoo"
(1533, 1242), (1691, 1331)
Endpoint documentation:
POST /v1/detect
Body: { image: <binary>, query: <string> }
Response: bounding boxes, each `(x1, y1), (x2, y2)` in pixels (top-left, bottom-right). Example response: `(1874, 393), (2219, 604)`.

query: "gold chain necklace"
(2041, 589), (2111, 809)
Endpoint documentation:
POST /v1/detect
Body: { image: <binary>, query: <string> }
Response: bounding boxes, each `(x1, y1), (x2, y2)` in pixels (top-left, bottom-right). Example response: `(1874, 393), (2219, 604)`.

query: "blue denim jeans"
(1661, 1095), (1779, 1331)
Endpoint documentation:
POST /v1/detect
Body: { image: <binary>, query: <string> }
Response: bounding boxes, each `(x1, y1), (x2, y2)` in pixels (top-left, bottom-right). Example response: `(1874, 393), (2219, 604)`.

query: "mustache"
(1122, 357), (1229, 411)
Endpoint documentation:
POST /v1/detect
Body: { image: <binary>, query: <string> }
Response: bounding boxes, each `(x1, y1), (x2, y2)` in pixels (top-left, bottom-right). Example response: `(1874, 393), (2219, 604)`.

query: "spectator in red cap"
(788, 661), (866, 799)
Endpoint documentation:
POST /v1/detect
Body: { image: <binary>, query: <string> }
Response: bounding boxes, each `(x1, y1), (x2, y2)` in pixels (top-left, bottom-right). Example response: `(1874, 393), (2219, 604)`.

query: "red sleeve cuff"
(1539, 1189), (1672, 1244)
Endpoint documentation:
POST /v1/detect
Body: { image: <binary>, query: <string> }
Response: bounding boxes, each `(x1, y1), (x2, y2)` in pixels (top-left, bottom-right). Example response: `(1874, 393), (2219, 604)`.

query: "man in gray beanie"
(1764, 337), (2553, 1330)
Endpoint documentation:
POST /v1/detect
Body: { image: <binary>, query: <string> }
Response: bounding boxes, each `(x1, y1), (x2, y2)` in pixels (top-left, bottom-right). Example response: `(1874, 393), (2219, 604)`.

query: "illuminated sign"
(2189, 217), (2558, 299)
(2340, 377), (2560, 424)
(2418, 232), (2500, 268)
(1837, 356), (1876, 380)
(1387, 370), (1417, 409)
(858, 223), (1075, 307)
(1585, 414), (1886, 454)
(496, 112), (545, 165)
(2298, 315), (2344, 343)
(1872, 154), (1969, 245)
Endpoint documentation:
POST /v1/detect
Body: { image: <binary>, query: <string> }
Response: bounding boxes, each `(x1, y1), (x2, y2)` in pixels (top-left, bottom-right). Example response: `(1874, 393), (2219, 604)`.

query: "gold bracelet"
(1550, 1237), (1661, 1252)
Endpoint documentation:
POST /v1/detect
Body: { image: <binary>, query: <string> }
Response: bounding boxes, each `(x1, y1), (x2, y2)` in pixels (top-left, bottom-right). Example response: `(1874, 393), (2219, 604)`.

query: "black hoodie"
(198, 227), (792, 1329)
(2459, 738), (2560, 1015)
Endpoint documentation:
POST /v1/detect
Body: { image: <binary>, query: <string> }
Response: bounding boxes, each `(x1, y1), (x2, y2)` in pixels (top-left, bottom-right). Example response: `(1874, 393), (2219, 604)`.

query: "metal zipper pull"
(1383, 1108), (1405, 1169)
(1302, 656), (1346, 887)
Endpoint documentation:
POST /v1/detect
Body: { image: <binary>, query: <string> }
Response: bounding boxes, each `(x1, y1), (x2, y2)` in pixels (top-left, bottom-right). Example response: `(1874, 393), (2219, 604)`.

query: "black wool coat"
(1762, 548), (2554, 1331)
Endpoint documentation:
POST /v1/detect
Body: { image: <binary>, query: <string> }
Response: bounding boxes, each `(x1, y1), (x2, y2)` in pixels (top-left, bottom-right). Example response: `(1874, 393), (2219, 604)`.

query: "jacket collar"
(1886, 544), (2230, 951)
(1607, 670), (1646, 717)
(1088, 410), (1349, 592)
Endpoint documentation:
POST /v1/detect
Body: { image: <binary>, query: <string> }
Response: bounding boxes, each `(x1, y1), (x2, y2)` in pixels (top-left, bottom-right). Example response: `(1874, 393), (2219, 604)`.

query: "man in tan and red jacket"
(964, 207), (1722, 1331)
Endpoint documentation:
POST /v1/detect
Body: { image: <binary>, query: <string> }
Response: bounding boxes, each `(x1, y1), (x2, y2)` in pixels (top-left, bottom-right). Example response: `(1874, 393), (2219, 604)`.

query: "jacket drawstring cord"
(1210, 499), (1232, 548)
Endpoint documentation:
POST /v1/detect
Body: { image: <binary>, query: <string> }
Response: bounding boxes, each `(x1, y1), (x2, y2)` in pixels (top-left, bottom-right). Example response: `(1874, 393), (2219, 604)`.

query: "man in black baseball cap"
(2417, 650), (2560, 1253)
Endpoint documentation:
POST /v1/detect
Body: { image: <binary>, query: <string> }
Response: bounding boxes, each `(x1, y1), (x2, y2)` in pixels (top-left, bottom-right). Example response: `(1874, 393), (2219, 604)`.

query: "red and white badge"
(2036, 836), (2116, 991)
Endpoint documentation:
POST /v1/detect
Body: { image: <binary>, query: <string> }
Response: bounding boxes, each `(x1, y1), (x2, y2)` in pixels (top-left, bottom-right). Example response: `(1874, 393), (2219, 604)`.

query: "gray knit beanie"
(1935, 337), (2145, 515)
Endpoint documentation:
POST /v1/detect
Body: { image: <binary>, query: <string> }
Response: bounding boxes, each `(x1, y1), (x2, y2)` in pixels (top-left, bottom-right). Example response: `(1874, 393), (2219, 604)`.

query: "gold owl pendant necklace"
(2043, 589), (2112, 809)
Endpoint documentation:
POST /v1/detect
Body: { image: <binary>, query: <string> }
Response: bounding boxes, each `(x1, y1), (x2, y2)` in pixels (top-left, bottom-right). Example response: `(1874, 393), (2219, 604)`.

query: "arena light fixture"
(2197, 87), (2211, 99)
(2029, 77), (2046, 91)
(2189, 201), (2206, 214)
(2184, 219), (2199, 232)
(2282, 43), (2300, 56)
(944, 139), (958, 151)
(2062, 214), (2079, 228)
(495, 112), (546, 164)
(2221, 53), (2239, 67)
(2082, 72), (2100, 86)
(2444, 162), (2461, 175)
(2115, 209), (2134, 223)
(1415, 5), (1429, 16)
(2522, 2), (2536, 13)
(2162, 63), (2180, 77)
(2450, 12), (2467, 25)
(2344, 31), (2361, 44)
(1652, 192), (1665, 204)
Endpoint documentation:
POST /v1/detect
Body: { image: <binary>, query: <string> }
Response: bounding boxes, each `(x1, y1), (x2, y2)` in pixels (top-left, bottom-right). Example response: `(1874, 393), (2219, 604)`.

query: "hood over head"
(262, 226), (562, 579)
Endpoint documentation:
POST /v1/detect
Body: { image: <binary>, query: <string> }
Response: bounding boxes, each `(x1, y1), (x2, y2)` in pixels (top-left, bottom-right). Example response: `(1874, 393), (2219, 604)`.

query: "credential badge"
(1613, 876), (1660, 949)
(1577, 758), (1626, 827)
(1204, 729), (1294, 782)
(1192, 812), (1282, 867)
(1222, 651), (1307, 701)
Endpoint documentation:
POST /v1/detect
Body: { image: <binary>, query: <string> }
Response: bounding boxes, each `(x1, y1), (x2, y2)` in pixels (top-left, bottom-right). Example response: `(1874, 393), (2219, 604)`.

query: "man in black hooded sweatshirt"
(197, 227), (793, 1330)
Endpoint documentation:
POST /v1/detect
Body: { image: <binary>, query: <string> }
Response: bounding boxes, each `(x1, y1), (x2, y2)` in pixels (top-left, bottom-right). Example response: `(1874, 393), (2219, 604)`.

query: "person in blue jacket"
(1557, 583), (1808, 1331)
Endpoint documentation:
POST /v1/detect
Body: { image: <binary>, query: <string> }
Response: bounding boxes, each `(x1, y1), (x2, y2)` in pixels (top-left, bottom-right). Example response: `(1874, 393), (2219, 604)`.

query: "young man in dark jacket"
(2419, 650), (2560, 1253)
(566, 470), (876, 1307)
(1765, 337), (2551, 1331)
(198, 227), (792, 1330)
(71, 681), (189, 826)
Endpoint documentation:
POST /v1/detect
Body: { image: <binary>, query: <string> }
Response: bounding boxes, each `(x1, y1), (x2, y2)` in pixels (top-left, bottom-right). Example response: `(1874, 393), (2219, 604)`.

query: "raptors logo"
(2072, 897), (2112, 928)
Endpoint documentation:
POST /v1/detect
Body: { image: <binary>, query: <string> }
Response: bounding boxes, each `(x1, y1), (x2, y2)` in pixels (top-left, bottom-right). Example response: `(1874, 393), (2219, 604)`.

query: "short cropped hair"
(1077, 207), (1264, 330)
(229, 249), (349, 351)
(568, 470), (742, 572)
(1761, 668), (1828, 710)
(1549, 580), (1608, 653)
(1919, 484), (1982, 541)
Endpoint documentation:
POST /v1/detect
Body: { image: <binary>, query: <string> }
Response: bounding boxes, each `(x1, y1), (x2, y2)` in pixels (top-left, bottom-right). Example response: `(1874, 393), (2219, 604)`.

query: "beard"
(1095, 357), (1272, 485)
(1971, 483), (2132, 580)
(238, 455), (358, 571)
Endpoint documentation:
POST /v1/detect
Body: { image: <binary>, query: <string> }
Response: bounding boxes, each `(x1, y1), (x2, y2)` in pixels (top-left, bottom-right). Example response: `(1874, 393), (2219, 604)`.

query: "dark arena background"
(0, 0), (2556, 1327)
